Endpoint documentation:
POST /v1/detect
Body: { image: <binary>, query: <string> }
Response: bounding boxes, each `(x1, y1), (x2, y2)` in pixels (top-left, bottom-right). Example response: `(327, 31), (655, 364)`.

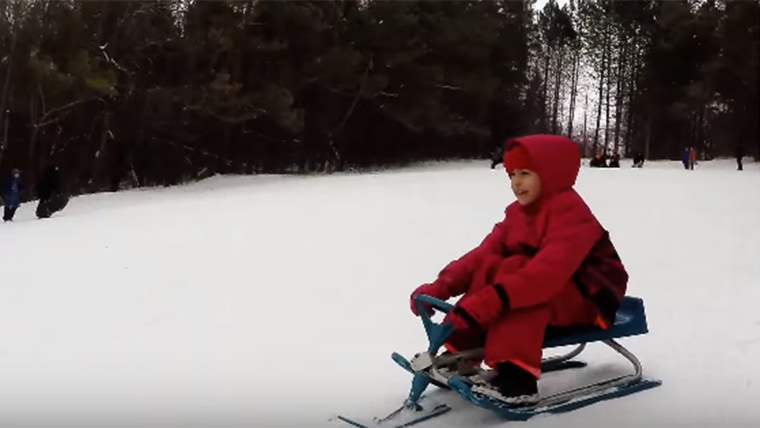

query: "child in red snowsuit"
(410, 134), (628, 405)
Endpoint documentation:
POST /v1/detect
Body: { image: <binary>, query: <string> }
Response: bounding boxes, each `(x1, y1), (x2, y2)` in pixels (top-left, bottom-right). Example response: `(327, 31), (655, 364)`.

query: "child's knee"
(444, 324), (487, 352)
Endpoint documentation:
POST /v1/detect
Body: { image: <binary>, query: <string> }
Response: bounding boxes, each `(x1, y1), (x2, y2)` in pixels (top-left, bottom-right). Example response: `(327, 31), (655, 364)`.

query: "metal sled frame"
(334, 295), (661, 427)
(409, 294), (661, 420)
(406, 339), (588, 389)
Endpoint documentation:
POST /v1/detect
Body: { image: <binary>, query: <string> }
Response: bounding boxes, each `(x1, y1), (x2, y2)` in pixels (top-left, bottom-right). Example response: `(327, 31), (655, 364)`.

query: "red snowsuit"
(419, 135), (628, 378)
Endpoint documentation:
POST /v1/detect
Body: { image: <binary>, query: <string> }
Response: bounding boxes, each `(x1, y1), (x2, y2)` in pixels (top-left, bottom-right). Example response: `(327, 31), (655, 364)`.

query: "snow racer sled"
(334, 294), (662, 427)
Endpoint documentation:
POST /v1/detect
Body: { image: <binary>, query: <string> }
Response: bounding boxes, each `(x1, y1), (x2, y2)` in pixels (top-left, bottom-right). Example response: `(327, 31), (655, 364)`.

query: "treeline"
(540, 0), (759, 161)
(0, 0), (757, 196)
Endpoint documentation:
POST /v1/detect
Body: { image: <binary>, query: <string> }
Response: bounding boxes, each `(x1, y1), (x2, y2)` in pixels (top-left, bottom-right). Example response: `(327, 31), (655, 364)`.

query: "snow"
(1, 158), (759, 427)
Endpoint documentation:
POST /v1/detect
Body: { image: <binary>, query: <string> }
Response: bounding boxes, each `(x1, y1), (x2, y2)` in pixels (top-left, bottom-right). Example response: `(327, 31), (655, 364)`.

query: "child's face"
(509, 169), (541, 206)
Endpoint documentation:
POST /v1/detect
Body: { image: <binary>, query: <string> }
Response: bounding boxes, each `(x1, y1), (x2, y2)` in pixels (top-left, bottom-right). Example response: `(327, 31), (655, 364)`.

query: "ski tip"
(332, 398), (452, 427)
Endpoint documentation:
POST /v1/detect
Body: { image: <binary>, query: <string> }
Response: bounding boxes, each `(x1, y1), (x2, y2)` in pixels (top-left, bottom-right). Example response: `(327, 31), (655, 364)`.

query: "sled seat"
(542, 296), (649, 349)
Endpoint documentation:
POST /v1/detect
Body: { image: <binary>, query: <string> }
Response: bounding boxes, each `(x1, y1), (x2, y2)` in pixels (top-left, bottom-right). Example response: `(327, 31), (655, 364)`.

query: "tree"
(0, 0), (755, 198)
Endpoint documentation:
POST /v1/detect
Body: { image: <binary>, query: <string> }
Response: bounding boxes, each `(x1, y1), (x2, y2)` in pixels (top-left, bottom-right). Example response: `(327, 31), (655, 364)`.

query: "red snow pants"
(443, 281), (607, 379)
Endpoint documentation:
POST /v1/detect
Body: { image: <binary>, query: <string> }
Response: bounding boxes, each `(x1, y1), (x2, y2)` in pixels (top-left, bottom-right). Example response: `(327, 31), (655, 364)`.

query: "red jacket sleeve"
(435, 218), (508, 298)
(496, 191), (603, 310)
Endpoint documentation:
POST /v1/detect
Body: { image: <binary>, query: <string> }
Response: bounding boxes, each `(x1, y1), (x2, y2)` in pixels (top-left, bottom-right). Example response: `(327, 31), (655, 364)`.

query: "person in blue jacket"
(3, 168), (23, 221)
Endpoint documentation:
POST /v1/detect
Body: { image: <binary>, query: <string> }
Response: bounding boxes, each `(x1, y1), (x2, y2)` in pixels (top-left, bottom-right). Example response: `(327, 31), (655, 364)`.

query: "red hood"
(504, 134), (581, 198)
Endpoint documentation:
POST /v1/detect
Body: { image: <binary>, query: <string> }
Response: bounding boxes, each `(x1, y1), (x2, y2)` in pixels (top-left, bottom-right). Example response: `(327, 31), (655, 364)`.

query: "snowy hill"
(1, 159), (758, 428)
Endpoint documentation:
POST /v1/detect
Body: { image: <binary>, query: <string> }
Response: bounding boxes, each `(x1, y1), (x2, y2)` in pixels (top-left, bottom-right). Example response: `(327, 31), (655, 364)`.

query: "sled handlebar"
(414, 294), (454, 315)
(414, 294), (454, 352)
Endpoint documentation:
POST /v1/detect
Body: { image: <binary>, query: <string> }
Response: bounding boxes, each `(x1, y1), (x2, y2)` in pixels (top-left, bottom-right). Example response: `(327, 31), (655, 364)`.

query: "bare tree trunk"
(27, 93), (40, 181)
(625, 35), (639, 153)
(644, 115), (652, 160)
(613, 30), (627, 155)
(2, 113), (8, 163)
(592, 37), (606, 156)
(583, 92), (589, 156)
(700, 103), (709, 157)
(89, 112), (110, 190)
(0, 3), (19, 164)
(695, 105), (706, 157)
(567, 47), (580, 139)
(541, 48), (552, 131)
(603, 20), (613, 154)
(551, 47), (564, 135)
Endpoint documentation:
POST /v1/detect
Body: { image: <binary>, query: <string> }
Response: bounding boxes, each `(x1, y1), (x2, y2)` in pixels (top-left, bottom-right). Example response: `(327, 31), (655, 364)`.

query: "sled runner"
(334, 293), (662, 427)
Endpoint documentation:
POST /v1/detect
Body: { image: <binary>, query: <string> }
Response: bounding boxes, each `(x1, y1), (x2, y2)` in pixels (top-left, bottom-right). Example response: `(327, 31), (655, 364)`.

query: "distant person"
(681, 148), (690, 170)
(35, 164), (69, 219)
(2, 168), (23, 222)
(735, 145), (745, 171)
(632, 152), (644, 168)
(688, 147), (697, 170)
(490, 144), (505, 169)
(608, 152), (620, 168)
(589, 154), (606, 167)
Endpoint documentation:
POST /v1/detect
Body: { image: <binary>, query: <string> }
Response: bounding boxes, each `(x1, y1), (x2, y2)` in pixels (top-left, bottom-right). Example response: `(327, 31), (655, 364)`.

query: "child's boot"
(437, 350), (482, 376)
(473, 361), (540, 406)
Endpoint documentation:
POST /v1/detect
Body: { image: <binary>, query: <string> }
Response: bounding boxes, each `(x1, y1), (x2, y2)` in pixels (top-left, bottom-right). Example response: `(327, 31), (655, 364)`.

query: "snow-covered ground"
(1, 158), (758, 428)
